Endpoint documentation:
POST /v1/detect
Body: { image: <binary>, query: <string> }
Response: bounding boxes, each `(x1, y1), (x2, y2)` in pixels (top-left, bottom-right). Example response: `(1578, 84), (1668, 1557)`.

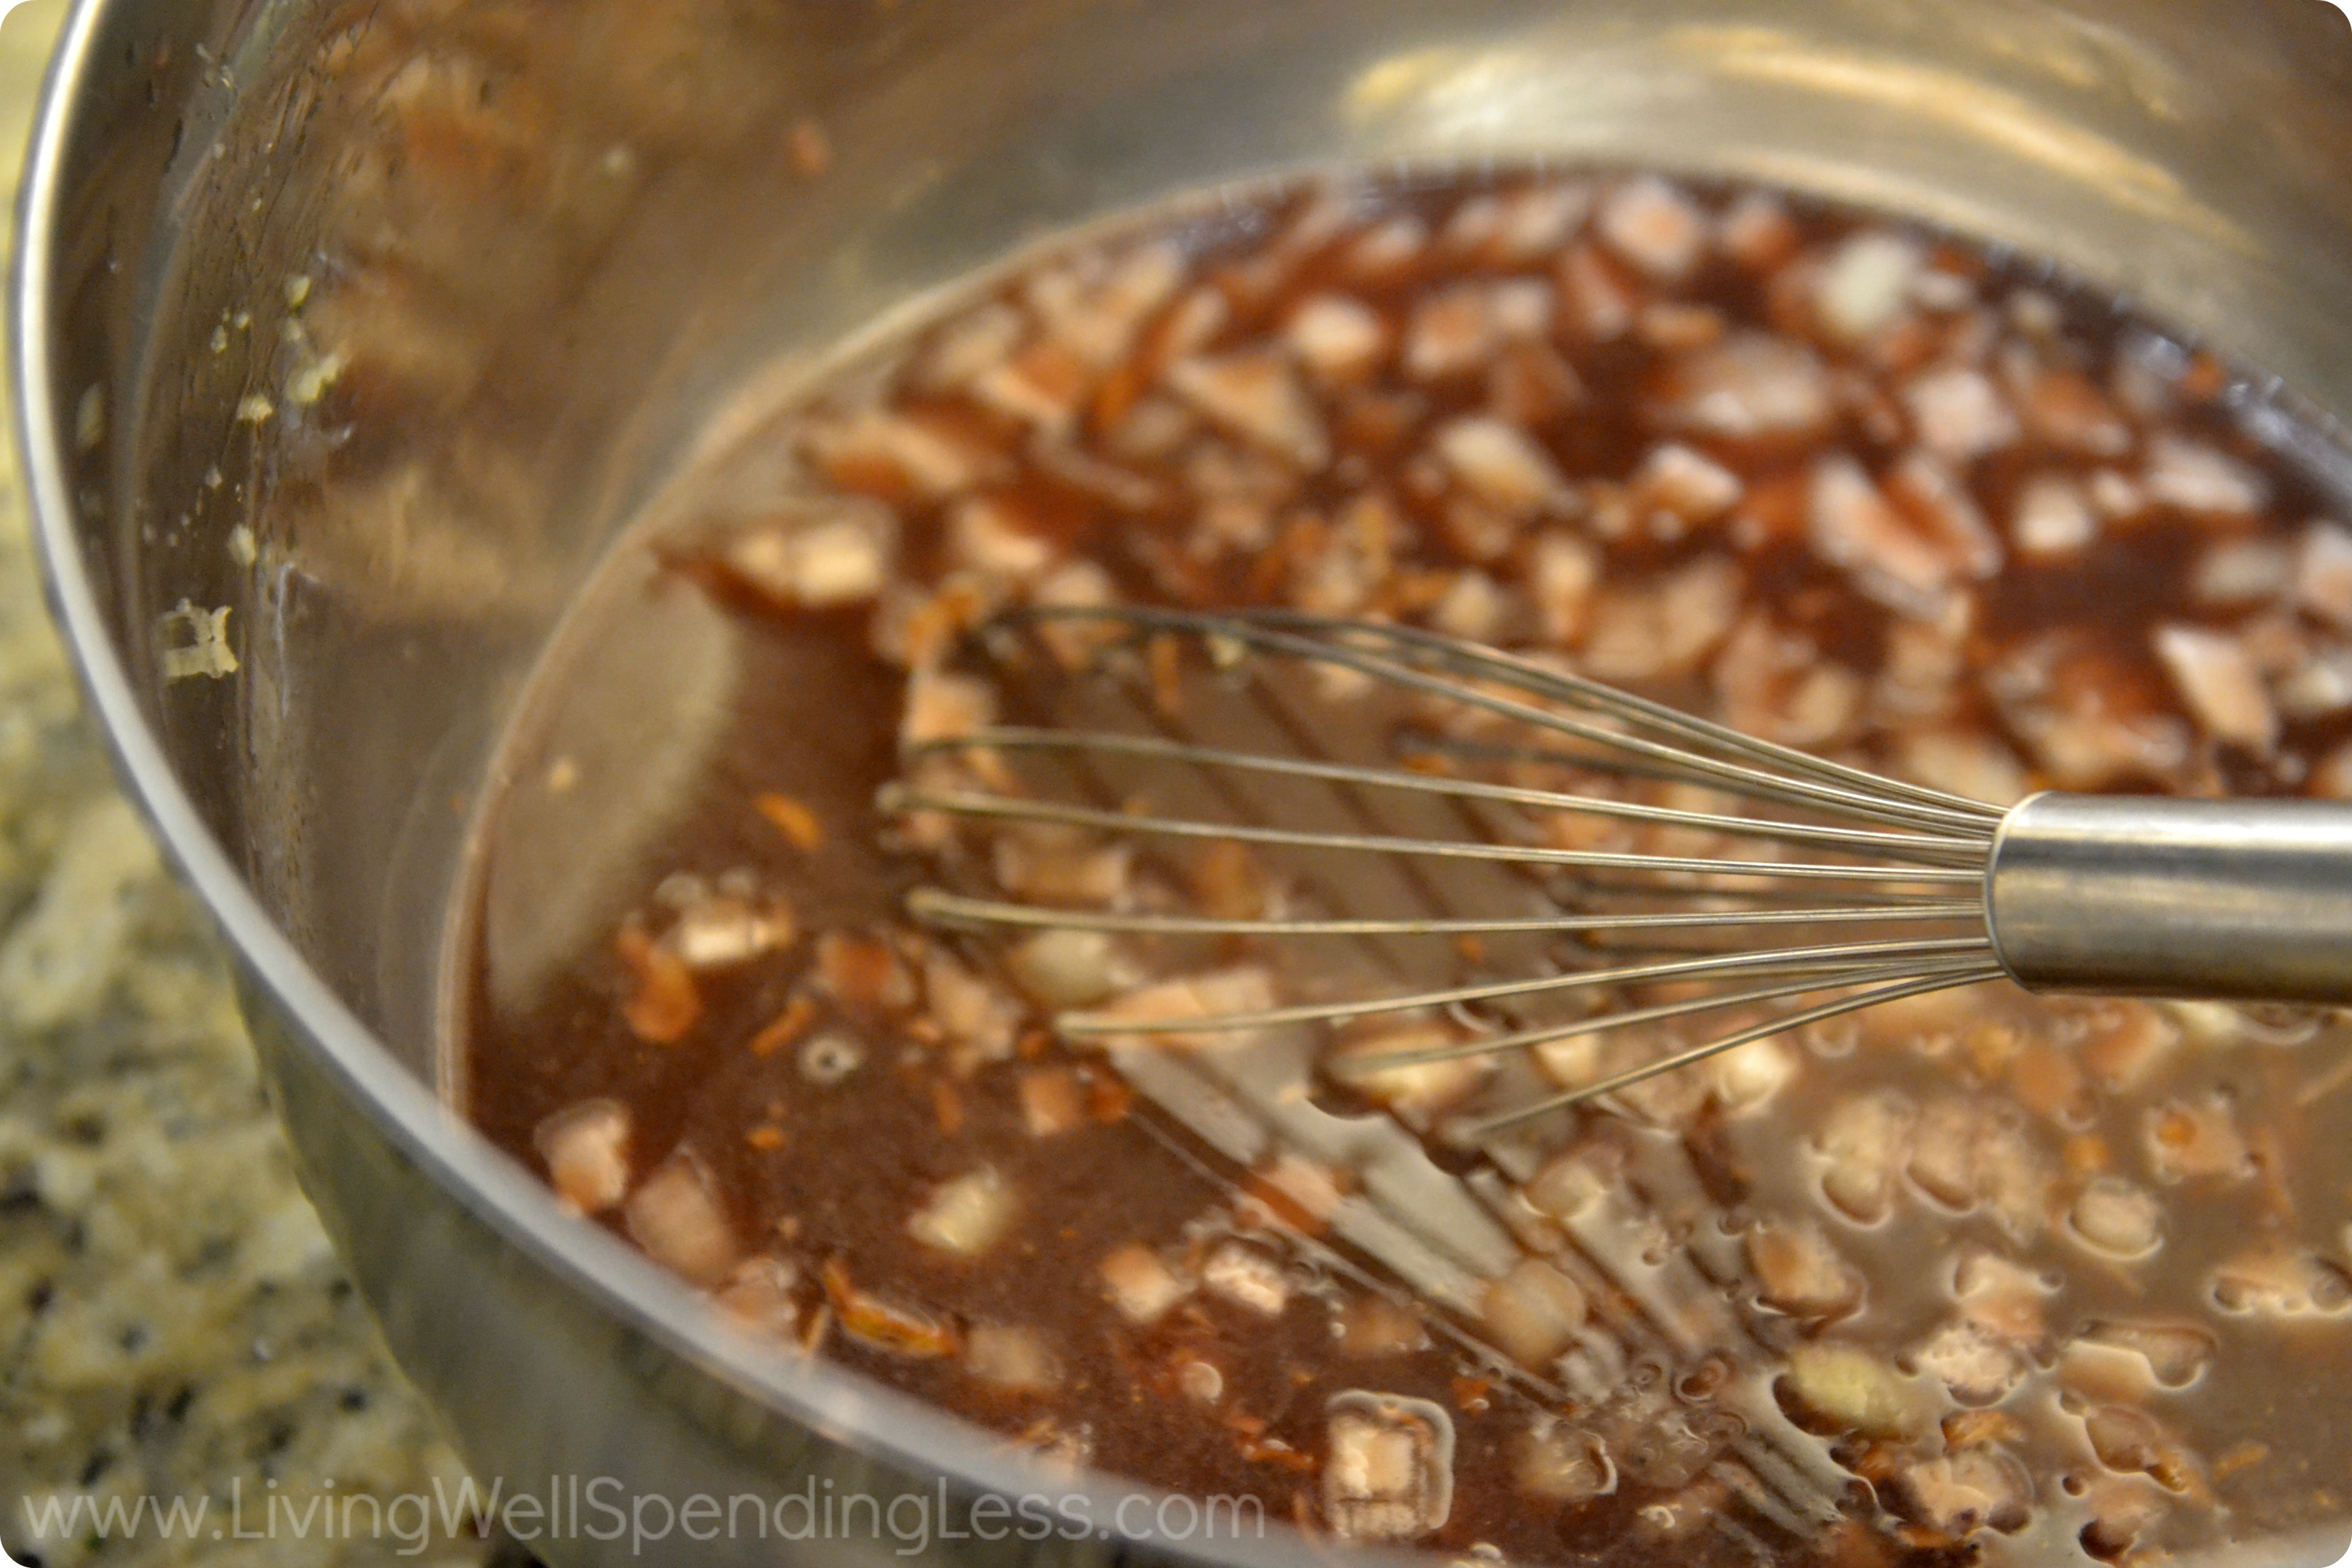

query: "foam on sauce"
(457, 172), (2352, 1567)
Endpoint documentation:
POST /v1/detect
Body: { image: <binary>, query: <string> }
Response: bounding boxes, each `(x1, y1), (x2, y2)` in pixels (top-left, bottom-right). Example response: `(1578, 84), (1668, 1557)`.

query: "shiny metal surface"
(15, 0), (2352, 1564)
(1988, 792), (2352, 1002)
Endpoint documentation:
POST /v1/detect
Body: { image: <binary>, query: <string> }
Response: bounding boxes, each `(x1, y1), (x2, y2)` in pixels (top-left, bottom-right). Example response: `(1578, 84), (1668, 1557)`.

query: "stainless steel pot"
(17, 2), (2352, 1565)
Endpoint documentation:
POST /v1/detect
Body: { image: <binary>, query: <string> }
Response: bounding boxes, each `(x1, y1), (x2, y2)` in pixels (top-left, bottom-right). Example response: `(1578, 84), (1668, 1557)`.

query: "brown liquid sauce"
(457, 172), (2352, 1567)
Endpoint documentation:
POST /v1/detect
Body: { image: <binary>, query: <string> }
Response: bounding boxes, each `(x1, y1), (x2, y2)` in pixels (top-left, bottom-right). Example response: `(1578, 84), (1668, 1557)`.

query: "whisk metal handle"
(1986, 793), (2352, 1004)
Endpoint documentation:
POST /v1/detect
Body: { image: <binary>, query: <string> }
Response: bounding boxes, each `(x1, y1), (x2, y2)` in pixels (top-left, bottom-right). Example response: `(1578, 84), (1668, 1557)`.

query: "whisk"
(883, 606), (2352, 1140)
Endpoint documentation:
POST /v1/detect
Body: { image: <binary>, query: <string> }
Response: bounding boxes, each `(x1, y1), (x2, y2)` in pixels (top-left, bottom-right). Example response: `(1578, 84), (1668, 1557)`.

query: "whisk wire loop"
(1241, 611), (2005, 822)
(907, 886), (1987, 939)
(1329, 951), (2005, 1075)
(905, 727), (1992, 865)
(886, 782), (1987, 886)
(894, 605), (2015, 1143)
(1054, 934), (1998, 1036)
(990, 605), (2007, 834)
(1450, 965), (2012, 1138)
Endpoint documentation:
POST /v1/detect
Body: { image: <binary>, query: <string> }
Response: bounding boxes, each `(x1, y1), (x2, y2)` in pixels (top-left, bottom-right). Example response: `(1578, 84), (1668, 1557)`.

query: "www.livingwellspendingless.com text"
(13, 1474), (1272, 1559)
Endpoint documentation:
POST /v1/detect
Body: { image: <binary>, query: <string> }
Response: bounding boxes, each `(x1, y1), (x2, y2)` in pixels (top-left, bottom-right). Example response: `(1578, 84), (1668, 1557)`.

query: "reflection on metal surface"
(474, 571), (744, 1030)
(1703, 40), (2238, 243)
(1346, 47), (1471, 117)
(1345, 18), (2245, 253)
(1345, 39), (1708, 145)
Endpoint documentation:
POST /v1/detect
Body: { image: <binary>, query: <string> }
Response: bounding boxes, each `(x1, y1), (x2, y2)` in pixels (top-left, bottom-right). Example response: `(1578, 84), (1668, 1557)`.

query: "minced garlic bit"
(907, 1166), (1015, 1257)
(1323, 1393), (1455, 1540)
(286, 349), (347, 407)
(624, 1149), (739, 1287)
(534, 1099), (631, 1215)
(1099, 1244), (1188, 1325)
(74, 384), (106, 453)
(1200, 1242), (1289, 1318)
(159, 600), (239, 681)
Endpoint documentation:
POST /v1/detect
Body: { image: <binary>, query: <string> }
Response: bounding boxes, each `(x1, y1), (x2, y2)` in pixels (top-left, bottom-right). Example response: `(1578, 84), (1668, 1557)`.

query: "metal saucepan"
(16, 2), (2352, 1564)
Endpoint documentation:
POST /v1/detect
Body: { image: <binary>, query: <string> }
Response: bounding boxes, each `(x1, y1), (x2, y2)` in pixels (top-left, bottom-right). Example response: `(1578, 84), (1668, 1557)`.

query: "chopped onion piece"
(1903, 367), (2020, 463)
(992, 832), (1134, 908)
(1099, 1244), (1189, 1324)
(1896, 730), (2028, 807)
(668, 894), (795, 970)
(1005, 929), (1124, 1009)
(965, 1323), (1061, 1393)
(901, 671), (997, 747)
(536, 1099), (631, 1216)
(1581, 555), (1745, 680)
(1815, 1090), (1913, 1224)
(1652, 332), (1832, 439)
(1333, 1021), (1490, 1121)
(2012, 472), (2098, 559)
(1433, 416), (1569, 519)
(615, 921), (702, 1045)
(1748, 1220), (1862, 1318)
(1094, 968), (1278, 1050)
(1782, 1344), (1924, 1438)
(1633, 441), (1742, 524)
(1596, 175), (1705, 281)
(922, 951), (1020, 1061)
(807, 410), (999, 500)
(726, 507), (895, 608)
(1287, 293), (1388, 381)
(907, 1167), (1017, 1257)
(1898, 1447), (2029, 1537)
(1323, 1393), (1455, 1540)
(2212, 1245), (2352, 1316)
(1202, 1243), (1289, 1318)
(1915, 1319), (2025, 1406)
(949, 496), (1055, 581)
(2154, 623), (2278, 754)
(2298, 522), (2352, 627)
(1019, 1068), (1086, 1138)
(1403, 285), (1497, 381)
(1165, 352), (1329, 469)
(1530, 532), (1598, 647)
(625, 1149), (739, 1286)
(2193, 538), (2293, 605)
(1810, 455), (1953, 618)
(1522, 1152), (1608, 1222)
(2144, 1096), (2253, 1182)
(2146, 434), (2270, 516)
(1515, 1421), (1613, 1503)
(715, 1256), (801, 1340)
(2079, 1320), (2215, 1388)
(2069, 1175), (2164, 1259)
(1480, 1258), (1587, 1366)
(1818, 232), (1922, 340)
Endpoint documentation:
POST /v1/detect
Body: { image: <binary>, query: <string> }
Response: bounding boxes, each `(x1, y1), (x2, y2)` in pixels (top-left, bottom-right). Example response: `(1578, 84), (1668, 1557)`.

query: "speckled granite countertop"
(0, 6), (505, 1564)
